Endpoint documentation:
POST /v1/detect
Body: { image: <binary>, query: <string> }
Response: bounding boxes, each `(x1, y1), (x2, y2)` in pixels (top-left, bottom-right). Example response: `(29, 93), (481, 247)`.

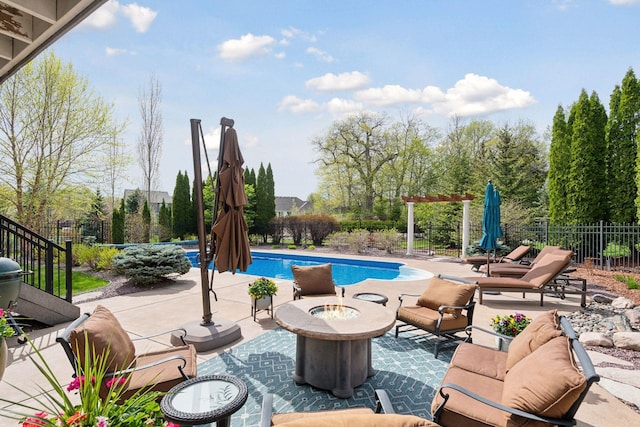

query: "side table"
(161, 375), (248, 427)
(353, 292), (389, 306)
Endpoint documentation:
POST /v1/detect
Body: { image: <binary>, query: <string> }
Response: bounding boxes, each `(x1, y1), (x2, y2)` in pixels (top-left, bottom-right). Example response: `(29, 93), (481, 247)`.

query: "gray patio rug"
(197, 328), (454, 426)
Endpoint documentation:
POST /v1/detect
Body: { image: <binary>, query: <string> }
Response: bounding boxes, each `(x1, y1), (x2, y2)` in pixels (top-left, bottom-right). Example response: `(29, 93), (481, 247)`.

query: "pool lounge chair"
(291, 263), (345, 300)
(462, 245), (531, 271)
(480, 245), (561, 277)
(443, 250), (586, 307)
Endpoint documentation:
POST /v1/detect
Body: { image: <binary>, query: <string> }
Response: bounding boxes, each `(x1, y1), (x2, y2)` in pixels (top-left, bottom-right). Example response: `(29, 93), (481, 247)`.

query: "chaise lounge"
(462, 245), (531, 272)
(444, 250), (587, 307)
(480, 245), (561, 277)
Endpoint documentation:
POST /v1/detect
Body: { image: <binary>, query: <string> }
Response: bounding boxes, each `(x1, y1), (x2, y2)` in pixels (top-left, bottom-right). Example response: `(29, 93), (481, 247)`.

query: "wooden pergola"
(402, 193), (475, 256)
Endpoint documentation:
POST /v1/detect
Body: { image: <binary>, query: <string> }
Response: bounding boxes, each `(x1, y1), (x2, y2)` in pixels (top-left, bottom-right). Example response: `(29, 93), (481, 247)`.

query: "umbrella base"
(171, 318), (242, 352)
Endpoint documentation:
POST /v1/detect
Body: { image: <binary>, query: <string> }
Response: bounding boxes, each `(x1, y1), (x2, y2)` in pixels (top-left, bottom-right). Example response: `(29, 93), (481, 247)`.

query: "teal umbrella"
(479, 181), (503, 275)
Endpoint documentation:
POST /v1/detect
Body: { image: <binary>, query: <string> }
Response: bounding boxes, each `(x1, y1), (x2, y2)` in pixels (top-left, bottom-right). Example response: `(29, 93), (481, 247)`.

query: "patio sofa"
(431, 310), (599, 427)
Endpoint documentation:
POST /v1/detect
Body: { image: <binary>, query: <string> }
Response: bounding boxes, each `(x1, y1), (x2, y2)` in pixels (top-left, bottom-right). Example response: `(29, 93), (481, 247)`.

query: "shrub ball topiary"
(112, 244), (192, 285)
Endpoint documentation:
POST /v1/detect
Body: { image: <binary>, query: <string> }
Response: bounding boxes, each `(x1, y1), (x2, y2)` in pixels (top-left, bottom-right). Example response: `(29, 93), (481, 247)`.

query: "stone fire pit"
(274, 297), (395, 398)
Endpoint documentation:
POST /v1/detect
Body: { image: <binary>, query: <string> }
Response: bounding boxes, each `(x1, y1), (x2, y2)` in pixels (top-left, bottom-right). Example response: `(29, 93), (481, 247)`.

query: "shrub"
(371, 228), (400, 253)
(112, 244), (192, 285)
(304, 214), (340, 246)
(288, 245), (297, 250)
(74, 244), (122, 271)
(603, 242), (631, 258)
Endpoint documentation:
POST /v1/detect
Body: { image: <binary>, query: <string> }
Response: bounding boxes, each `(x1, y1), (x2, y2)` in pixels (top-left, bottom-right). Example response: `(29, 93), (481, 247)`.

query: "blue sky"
(50, 0), (640, 200)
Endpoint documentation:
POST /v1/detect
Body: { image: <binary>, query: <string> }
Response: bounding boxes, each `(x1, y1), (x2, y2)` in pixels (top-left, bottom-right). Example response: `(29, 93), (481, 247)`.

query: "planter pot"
(0, 338), (7, 381)
(251, 295), (273, 321)
(495, 336), (512, 352)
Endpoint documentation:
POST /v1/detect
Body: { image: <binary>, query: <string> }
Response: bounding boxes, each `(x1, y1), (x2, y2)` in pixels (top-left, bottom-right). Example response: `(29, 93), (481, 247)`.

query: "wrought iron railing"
(0, 214), (73, 302)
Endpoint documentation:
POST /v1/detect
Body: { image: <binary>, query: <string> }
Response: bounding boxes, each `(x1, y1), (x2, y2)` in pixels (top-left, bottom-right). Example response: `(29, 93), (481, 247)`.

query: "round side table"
(353, 292), (389, 306)
(161, 375), (248, 427)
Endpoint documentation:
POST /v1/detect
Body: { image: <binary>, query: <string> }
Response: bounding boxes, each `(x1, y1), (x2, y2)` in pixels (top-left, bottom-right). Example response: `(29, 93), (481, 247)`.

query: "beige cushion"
(397, 306), (469, 332)
(449, 342), (508, 381)
(69, 305), (135, 373)
(272, 408), (374, 424)
(274, 413), (438, 426)
(417, 277), (477, 315)
(506, 310), (562, 371)
(291, 264), (336, 296)
(502, 336), (587, 419)
(520, 250), (572, 288)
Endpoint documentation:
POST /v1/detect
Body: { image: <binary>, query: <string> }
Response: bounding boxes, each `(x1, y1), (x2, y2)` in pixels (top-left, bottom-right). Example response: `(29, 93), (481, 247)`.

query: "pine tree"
(255, 163), (270, 241)
(606, 68), (639, 223)
(142, 199), (151, 242)
(111, 199), (125, 244)
(172, 171), (191, 239)
(158, 199), (172, 242)
(548, 106), (571, 224)
(266, 163), (276, 221)
(567, 90), (608, 223)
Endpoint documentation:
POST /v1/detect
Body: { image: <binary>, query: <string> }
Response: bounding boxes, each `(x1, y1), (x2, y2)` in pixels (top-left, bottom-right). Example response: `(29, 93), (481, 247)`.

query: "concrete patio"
(1, 252), (638, 426)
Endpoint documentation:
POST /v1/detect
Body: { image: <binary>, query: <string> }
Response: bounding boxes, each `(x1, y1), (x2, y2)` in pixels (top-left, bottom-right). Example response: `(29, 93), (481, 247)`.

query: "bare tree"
(137, 74), (163, 204)
(102, 129), (132, 212)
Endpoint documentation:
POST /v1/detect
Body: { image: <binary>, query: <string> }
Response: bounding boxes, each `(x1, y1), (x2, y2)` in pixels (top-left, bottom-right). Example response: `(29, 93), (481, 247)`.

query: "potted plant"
(490, 312), (531, 351)
(248, 277), (278, 316)
(0, 308), (15, 381)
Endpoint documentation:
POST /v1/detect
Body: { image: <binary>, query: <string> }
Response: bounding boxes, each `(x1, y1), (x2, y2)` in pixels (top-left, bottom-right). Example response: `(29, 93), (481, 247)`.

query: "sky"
(49, 0), (640, 200)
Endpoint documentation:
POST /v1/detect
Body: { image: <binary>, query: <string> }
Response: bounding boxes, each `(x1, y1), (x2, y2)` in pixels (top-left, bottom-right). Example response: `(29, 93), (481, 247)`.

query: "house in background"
(275, 196), (312, 217)
(123, 189), (172, 214)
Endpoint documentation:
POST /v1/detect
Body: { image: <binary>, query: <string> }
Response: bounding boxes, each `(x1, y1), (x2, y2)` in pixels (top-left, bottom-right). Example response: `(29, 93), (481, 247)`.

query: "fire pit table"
(274, 297), (395, 398)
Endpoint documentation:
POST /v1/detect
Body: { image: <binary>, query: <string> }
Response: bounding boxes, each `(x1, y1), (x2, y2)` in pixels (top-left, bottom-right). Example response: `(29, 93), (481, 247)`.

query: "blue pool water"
(186, 250), (431, 286)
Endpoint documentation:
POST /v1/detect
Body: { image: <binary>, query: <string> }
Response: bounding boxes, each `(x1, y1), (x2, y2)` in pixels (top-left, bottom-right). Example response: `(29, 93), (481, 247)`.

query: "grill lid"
(0, 257), (22, 279)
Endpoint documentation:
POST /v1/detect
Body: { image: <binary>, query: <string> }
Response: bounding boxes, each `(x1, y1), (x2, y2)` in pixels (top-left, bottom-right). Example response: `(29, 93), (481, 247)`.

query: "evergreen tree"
(111, 199), (125, 244)
(608, 68), (639, 223)
(548, 106), (571, 224)
(190, 177), (198, 235)
(125, 189), (142, 214)
(266, 163), (276, 222)
(142, 199), (151, 242)
(567, 90), (608, 223)
(172, 171), (191, 239)
(255, 163), (270, 241)
(83, 189), (106, 242)
(158, 199), (172, 242)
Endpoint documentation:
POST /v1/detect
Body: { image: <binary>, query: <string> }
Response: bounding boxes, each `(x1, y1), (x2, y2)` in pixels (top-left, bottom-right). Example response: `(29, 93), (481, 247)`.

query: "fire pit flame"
(309, 295), (359, 320)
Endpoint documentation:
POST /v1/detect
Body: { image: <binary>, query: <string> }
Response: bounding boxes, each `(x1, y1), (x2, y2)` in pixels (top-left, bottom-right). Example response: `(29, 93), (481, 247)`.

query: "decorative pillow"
(69, 305), (136, 373)
(506, 310), (562, 371)
(291, 264), (335, 295)
(275, 413), (438, 427)
(417, 277), (477, 315)
(502, 336), (587, 419)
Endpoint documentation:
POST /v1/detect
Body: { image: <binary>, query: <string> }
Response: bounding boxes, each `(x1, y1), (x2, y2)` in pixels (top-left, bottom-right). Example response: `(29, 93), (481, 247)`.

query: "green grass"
(614, 273), (639, 290)
(33, 266), (110, 296)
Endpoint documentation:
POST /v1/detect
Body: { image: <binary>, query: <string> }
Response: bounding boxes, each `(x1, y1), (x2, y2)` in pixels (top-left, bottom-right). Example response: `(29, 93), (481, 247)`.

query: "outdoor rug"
(197, 328), (454, 426)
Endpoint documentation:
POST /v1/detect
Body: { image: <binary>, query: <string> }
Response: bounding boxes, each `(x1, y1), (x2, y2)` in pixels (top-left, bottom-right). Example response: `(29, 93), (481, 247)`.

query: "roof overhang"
(0, 0), (107, 85)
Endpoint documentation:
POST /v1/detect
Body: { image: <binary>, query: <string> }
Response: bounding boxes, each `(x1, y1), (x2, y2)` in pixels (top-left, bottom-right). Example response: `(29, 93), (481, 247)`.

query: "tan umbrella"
(211, 127), (252, 273)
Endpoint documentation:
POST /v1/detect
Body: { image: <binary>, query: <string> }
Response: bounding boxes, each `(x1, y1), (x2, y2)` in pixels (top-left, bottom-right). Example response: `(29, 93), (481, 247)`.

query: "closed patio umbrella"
(479, 181), (503, 276)
(211, 127), (252, 273)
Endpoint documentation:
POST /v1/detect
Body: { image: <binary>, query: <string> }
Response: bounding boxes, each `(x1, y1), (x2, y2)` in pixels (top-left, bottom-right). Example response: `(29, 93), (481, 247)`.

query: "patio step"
(15, 283), (80, 326)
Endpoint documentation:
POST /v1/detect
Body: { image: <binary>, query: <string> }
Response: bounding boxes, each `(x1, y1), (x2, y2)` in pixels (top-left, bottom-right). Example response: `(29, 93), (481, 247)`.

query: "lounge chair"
(260, 389), (440, 426)
(462, 245), (531, 271)
(291, 263), (345, 300)
(56, 305), (197, 401)
(443, 250), (585, 307)
(481, 245), (561, 277)
(395, 276), (477, 358)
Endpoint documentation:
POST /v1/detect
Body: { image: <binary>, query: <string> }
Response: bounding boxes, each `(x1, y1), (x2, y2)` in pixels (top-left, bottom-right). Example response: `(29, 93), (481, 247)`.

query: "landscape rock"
(592, 294), (614, 304)
(611, 297), (635, 309)
(605, 314), (634, 332)
(613, 332), (640, 351)
(579, 332), (614, 347)
(625, 309), (640, 330)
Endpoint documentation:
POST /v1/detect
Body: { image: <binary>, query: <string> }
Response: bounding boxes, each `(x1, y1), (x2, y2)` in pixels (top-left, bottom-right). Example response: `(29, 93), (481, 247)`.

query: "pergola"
(401, 193), (475, 257)
(0, 0), (107, 84)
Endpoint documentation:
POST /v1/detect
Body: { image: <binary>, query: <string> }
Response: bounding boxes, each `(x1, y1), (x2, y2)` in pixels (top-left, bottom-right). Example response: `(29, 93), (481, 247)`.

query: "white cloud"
(306, 71), (371, 91)
(80, 1), (156, 33)
(326, 98), (365, 116)
(218, 33), (276, 61)
(355, 85), (440, 105)
(306, 47), (335, 63)
(105, 47), (137, 56)
(280, 27), (317, 42)
(278, 95), (321, 113)
(432, 73), (535, 117)
(609, 0), (640, 4)
(120, 3), (157, 33)
(275, 52), (286, 59)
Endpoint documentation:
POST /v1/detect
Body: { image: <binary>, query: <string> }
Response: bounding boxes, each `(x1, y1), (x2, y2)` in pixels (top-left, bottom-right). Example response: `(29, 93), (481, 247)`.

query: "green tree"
(125, 189), (143, 214)
(606, 68), (639, 223)
(158, 199), (172, 242)
(548, 105), (571, 224)
(567, 90), (608, 223)
(255, 163), (270, 240)
(265, 163), (276, 223)
(0, 51), (118, 230)
(142, 199), (151, 242)
(111, 199), (125, 244)
(172, 171), (191, 240)
(82, 189), (106, 243)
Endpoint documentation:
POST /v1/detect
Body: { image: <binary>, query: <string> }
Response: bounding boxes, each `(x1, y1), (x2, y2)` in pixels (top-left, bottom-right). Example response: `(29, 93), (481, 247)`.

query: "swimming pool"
(186, 250), (432, 286)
